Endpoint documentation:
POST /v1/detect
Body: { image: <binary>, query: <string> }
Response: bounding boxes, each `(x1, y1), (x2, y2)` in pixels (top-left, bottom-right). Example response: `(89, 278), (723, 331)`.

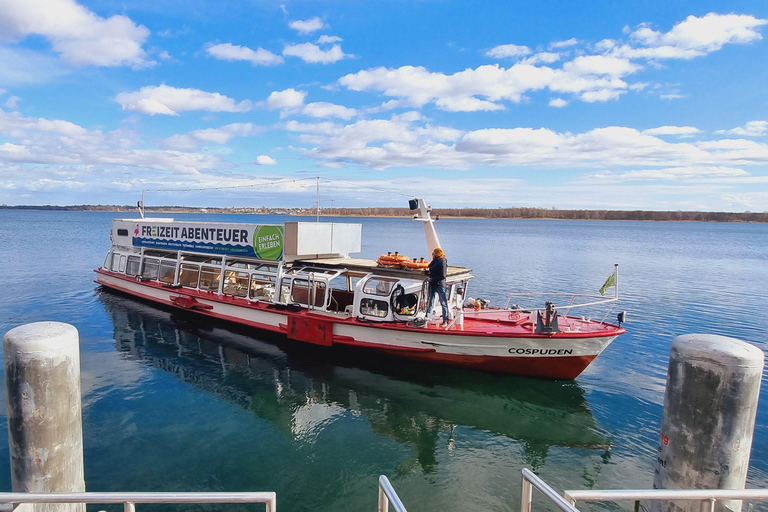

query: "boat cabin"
(103, 218), (473, 323)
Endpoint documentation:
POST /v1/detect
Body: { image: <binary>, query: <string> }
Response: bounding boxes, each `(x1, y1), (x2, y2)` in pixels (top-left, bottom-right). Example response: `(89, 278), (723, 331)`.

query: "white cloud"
(256, 155), (277, 165)
(715, 120), (768, 137)
(0, 108), (224, 175)
(162, 123), (261, 151)
(289, 17), (326, 34)
(340, 59), (635, 111)
(520, 52), (561, 65)
(642, 126), (700, 137)
(0, 0), (151, 67)
(283, 43), (348, 64)
(318, 35), (342, 44)
(265, 88), (307, 110)
(550, 38), (579, 49)
(263, 89), (356, 120)
(337, 13), (767, 111)
(115, 85), (254, 116)
(630, 13), (767, 54)
(5, 96), (21, 109)
(486, 44), (531, 59)
(590, 166), (749, 182)
(549, 98), (567, 108)
(206, 43), (284, 66)
(278, 112), (768, 174)
(302, 102), (357, 120)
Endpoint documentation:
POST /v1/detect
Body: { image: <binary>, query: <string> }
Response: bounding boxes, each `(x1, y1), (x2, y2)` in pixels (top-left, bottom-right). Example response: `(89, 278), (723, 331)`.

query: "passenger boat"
(95, 198), (626, 380)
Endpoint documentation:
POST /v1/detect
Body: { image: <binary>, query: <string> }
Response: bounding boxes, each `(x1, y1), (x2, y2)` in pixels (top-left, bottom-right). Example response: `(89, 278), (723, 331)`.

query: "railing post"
(521, 474), (532, 512)
(4, 322), (86, 512)
(266, 495), (276, 512)
(378, 480), (389, 512)
(123, 502), (135, 512)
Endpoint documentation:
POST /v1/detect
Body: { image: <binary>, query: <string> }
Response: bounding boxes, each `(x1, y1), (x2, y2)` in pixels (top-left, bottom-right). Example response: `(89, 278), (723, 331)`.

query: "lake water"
(0, 210), (767, 512)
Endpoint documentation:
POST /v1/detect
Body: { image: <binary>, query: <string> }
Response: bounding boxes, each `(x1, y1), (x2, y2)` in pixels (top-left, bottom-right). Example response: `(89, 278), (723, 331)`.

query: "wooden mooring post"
(648, 334), (764, 512)
(3, 322), (85, 512)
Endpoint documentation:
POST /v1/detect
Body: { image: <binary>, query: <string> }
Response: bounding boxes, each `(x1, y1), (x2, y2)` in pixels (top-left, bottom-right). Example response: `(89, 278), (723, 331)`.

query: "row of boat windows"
(107, 252), (280, 301)
(105, 251), (425, 315)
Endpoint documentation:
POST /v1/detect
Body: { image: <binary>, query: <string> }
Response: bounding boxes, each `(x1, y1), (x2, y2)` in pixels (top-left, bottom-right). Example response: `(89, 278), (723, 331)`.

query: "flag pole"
(614, 263), (619, 299)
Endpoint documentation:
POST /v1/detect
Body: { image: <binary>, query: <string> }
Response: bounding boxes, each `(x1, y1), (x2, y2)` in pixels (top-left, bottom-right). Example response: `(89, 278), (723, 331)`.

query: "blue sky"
(1, 0), (768, 211)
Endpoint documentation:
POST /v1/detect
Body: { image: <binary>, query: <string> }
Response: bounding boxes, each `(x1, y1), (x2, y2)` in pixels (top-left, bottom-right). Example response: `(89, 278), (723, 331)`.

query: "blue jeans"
(427, 283), (450, 323)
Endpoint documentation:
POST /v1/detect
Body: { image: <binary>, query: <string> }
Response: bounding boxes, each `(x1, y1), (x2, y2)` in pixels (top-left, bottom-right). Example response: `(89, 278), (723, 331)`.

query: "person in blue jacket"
(424, 247), (450, 326)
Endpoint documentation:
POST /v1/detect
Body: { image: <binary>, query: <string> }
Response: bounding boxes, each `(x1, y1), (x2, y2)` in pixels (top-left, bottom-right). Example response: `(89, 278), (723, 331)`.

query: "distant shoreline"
(1, 204), (766, 223)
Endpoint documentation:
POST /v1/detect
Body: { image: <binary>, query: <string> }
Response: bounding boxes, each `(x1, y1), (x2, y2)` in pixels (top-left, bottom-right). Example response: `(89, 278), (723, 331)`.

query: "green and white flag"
(599, 271), (616, 296)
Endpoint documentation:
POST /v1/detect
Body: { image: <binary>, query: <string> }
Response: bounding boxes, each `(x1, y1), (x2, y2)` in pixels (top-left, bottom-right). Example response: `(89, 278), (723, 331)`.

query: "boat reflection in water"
(101, 292), (611, 473)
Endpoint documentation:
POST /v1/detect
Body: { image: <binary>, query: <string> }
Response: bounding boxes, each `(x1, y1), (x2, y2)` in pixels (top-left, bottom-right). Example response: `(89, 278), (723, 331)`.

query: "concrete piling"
(3, 322), (85, 512)
(651, 334), (764, 512)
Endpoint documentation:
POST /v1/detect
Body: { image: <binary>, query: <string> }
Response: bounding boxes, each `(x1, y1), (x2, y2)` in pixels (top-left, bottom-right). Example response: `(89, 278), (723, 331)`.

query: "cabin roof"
(291, 256), (473, 279)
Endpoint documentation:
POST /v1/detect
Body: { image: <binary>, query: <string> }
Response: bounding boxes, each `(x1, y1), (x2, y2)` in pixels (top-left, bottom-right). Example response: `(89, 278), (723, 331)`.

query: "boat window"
(141, 258), (160, 280)
(290, 279), (326, 307)
(249, 276), (275, 301)
(119, 255), (127, 273)
(199, 266), (221, 292)
(126, 256), (140, 276)
(360, 298), (388, 318)
(178, 264), (200, 288)
(363, 277), (397, 296)
(111, 253), (121, 272)
(117, 228), (129, 237)
(223, 270), (249, 297)
(158, 261), (176, 284)
(103, 252), (111, 269)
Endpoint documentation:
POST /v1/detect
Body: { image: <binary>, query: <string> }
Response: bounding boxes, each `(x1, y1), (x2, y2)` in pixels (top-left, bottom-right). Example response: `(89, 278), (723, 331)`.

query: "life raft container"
(377, 251), (409, 266)
(404, 257), (429, 270)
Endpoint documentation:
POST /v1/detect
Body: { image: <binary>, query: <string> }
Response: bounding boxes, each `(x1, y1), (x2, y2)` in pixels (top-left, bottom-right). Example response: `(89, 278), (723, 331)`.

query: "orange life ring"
(377, 251), (409, 266)
(404, 257), (429, 270)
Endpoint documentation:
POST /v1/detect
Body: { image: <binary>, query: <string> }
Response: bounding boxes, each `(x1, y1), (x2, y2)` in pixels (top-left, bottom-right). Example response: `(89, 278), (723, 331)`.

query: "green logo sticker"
(253, 225), (284, 260)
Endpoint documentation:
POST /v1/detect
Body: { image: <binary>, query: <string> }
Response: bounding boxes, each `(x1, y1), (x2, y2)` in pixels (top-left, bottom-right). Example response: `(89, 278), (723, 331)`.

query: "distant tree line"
(322, 207), (768, 222)
(3, 204), (767, 222)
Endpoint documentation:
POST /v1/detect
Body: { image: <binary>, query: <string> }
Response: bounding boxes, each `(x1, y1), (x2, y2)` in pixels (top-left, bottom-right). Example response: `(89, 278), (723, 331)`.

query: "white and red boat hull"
(96, 269), (622, 380)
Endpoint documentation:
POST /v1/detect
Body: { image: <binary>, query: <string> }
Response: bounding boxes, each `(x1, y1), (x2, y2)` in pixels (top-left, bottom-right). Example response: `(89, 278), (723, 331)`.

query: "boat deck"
(291, 256), (473, 279)
(454, 309), (621, 336)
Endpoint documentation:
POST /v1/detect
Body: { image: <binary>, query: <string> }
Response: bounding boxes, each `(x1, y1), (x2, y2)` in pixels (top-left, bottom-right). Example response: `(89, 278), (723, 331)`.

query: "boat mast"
(410, 198), (441, 255)
(138, 189), (146, 219)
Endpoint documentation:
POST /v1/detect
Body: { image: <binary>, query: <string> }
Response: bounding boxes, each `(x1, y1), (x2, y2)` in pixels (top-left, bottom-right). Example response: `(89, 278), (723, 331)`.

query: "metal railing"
(378, 475), (408, 512)
(0, 491), (276, 512)
(565, 488), (768, 512)
(521, 468), (580, 512)
(522, 468), (768, 512)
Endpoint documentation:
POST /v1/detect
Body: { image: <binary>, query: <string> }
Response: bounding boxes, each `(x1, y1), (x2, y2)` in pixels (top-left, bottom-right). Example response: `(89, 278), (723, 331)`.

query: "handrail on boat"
(378, 475), (408, 512)
(504, 264), (619, 314)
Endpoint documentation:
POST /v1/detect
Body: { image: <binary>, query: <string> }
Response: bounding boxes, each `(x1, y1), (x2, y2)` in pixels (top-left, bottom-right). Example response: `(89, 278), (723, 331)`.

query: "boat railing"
(378, 475), (408, 512)
(0, 491), (277, 512)
(522, 468), (768, 512)
(503, 291), (618, 314)
(441, 290), (619, 330)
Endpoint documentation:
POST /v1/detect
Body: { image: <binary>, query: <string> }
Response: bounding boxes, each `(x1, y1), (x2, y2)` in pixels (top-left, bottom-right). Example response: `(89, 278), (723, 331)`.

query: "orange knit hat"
(433, 248), (445, 258)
